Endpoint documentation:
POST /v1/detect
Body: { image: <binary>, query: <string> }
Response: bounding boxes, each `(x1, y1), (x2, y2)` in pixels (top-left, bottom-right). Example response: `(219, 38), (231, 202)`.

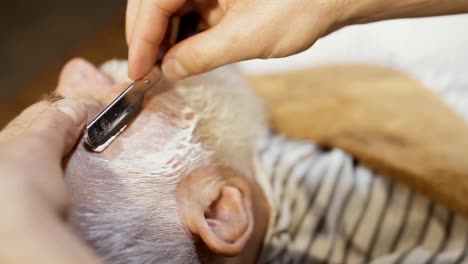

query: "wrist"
(333, 0), (388, 27)
(336, 0), (468, 28)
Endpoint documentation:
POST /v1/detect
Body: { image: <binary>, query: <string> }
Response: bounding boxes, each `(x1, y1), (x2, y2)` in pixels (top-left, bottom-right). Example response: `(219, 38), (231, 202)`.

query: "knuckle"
(137, 31), (160, 46)
(181, 34), (235, 73)
(181, 45), (212, 73)
(223, 24), (267, 61)
(223, 26), (249, 51)
(30, 110), (77, 147)
(259, 44), (277, 59)
(41, 112), (71, 134)
(148, 0), (176, 17)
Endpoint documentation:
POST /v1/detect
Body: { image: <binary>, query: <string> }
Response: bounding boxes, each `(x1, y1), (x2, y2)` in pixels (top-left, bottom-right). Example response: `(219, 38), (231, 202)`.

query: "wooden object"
(248, 65), (468, 217)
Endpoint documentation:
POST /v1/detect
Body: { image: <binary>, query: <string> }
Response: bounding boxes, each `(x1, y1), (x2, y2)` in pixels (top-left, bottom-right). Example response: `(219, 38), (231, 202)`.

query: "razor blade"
(84, 13), (200, 152)
(84, 68), (163, 152)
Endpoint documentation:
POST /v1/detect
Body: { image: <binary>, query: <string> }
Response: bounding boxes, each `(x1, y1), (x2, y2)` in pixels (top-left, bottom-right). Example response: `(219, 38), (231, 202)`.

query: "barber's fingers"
(174, 1), (194, 16)
(126, 0), (141, 45)
(161, 17), (268, 81)
(128, 0), (187, 80)
(24, 99), (87, 160)
(0, 102), (48, 141)
(57, 58), (114, 103)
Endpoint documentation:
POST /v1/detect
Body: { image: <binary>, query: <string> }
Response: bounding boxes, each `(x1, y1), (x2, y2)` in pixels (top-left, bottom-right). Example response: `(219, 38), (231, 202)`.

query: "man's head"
(58, 59), (270, 263)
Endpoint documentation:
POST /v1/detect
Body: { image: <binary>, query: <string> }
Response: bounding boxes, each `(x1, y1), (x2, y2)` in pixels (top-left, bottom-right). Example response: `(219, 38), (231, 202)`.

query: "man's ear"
(178, 166), (254, 257)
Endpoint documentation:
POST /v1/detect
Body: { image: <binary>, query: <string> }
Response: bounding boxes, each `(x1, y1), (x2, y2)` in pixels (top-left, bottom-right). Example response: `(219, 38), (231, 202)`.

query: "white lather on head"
(65, 60), (267, 264)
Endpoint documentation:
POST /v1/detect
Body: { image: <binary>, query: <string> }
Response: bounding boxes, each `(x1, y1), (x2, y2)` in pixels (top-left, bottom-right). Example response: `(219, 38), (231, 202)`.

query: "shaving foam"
(92, 107), (212, 192)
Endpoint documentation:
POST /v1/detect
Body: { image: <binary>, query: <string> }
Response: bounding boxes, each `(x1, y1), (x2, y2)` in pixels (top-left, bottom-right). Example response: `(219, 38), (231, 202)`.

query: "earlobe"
(182, 183), (254, 257)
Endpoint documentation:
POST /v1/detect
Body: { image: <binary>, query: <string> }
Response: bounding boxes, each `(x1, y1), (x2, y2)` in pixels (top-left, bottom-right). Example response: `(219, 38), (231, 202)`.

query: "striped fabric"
(256, 134), (468, 264)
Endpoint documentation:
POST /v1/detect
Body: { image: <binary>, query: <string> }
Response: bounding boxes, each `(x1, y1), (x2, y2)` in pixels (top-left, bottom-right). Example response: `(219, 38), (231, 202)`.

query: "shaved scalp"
(65, 60), (266, 264)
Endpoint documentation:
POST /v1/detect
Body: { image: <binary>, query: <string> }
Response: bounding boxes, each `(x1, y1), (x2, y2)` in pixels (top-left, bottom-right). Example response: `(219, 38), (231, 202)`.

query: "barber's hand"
(127, 0), (468, 81)
(126, 0), (340, 80)
(0, 99), (101, 263)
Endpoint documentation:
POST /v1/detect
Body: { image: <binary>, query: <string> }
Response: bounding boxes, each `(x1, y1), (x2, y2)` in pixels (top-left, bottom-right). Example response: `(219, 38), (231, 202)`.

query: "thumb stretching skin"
(27, 99), (87, 159)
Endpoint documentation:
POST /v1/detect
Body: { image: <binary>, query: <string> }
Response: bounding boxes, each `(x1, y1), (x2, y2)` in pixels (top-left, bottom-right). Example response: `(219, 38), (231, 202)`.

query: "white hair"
(65, 60), (267, 264)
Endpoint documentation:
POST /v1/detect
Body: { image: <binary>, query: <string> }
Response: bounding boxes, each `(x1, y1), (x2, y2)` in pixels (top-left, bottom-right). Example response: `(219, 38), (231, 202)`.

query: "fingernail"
(162, 59), (188, 80)
(54, 99), (87, 125)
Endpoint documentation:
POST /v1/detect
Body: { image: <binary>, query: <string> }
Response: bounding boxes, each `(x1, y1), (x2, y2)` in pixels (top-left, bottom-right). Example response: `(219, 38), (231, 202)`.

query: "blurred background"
(0, 0), (126, 126)
(1, 1), (467, 127)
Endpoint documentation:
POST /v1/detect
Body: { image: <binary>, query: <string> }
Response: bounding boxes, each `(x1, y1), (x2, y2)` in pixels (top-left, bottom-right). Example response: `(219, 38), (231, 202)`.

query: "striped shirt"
(255, 134), (468, 264)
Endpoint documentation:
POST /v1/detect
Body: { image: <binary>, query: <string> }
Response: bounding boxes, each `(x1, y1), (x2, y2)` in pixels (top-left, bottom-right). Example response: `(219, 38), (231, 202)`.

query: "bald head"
(60, 59), (268, 263)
